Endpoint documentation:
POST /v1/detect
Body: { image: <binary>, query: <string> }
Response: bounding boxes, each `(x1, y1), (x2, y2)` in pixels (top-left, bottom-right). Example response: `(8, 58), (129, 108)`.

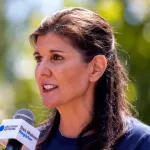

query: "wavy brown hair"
(30, 7), (132, 150)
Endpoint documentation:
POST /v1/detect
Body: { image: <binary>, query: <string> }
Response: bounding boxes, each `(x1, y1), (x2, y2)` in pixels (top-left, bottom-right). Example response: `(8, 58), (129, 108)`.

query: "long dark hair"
(30, 7), (131, 150)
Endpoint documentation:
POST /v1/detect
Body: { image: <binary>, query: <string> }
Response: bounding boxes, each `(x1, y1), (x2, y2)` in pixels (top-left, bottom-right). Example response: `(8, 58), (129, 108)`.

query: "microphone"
(0, 109), (40, 150)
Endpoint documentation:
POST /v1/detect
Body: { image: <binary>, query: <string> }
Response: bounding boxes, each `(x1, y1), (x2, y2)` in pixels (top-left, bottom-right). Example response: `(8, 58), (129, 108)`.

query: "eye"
(52, 54), (63, 61)
(35, 56), (42, 63)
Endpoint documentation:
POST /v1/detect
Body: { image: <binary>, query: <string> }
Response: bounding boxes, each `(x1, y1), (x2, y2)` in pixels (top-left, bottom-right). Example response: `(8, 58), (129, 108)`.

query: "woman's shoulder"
(115, 117), (150, 150)
(123, 117), (150, 137)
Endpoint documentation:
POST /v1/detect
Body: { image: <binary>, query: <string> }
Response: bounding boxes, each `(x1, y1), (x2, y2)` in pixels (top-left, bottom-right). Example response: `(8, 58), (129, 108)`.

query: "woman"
(29, 7), (150, 150)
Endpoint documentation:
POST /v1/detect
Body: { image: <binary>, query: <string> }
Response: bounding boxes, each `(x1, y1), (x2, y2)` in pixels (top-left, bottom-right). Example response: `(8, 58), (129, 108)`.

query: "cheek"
(58, 63), (90, 94)
(35, 65), (40, 85)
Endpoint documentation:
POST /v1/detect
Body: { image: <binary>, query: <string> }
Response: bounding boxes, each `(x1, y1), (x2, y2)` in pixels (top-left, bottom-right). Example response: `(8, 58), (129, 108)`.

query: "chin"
(42, 98), (59, 109)
(42, 101), (54, 108)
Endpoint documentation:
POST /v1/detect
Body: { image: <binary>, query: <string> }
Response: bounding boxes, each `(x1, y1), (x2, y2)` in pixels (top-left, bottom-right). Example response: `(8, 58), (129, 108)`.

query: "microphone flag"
(0, 119), (40, 150)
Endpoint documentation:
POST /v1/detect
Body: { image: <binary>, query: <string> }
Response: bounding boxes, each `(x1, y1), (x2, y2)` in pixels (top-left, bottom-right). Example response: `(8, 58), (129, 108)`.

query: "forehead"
(36, 33), (72, 49)
(35, 33), (73, 50)
(35, 32), (82, 57)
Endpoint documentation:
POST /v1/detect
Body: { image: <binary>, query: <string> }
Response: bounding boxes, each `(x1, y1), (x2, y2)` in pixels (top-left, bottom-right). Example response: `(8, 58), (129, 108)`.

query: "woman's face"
(34, 33), (92, 108)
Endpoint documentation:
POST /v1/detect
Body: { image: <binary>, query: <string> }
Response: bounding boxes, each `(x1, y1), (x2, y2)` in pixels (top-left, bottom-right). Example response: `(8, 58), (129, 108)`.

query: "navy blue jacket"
(37, 118), (150, 150)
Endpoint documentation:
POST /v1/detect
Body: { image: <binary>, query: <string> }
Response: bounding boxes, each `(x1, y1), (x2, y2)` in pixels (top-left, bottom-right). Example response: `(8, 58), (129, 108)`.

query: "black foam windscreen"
(13, 108), (35, 126)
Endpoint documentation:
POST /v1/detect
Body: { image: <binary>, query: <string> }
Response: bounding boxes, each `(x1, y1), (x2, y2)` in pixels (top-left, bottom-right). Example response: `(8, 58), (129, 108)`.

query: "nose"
(35, 60), (52, 78)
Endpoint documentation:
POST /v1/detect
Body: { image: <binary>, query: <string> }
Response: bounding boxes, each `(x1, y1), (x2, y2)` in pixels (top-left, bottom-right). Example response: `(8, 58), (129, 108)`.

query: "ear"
(89, 55), (107, 82)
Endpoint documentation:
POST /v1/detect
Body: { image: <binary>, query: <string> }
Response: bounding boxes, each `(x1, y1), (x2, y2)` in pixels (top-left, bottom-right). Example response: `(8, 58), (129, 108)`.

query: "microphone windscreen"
(13, 108), (35, 126)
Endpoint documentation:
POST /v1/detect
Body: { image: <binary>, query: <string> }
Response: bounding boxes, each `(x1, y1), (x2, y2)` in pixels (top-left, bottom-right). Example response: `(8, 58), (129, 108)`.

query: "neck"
(56, 90), (94, 138)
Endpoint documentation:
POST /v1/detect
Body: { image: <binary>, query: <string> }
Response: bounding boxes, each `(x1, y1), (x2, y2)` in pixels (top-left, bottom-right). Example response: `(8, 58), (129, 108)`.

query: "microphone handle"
(5, 139), (23, 150)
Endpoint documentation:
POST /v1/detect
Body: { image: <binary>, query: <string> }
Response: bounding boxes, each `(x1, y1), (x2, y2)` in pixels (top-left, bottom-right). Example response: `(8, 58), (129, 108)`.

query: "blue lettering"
(19, 130), (32, 141)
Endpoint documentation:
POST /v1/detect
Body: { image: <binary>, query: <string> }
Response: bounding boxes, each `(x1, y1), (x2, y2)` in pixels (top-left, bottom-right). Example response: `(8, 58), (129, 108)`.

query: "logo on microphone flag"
(0, 125), (4, 132)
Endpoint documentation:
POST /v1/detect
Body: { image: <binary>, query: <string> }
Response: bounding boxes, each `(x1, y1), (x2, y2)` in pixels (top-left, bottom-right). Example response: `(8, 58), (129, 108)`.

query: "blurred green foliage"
(0, 0), (150, 131)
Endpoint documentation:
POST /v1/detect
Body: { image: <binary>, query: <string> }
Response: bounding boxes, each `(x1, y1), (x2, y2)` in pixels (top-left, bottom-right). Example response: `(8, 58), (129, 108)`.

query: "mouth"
(42, 84), (58, 93)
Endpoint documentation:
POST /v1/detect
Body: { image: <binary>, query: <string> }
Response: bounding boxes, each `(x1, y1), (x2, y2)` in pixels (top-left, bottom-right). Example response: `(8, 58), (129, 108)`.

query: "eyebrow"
(50, 49), (64, 53)
(33, 49), (64, 56)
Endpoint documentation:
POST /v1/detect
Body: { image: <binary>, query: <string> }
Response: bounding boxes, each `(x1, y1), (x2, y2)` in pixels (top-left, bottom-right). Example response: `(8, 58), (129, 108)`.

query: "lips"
(41, 84), (58, 93)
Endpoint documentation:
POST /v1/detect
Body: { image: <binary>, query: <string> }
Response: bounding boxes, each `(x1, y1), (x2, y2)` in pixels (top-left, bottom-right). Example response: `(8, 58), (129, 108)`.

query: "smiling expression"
(34, 33), (92, 108)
